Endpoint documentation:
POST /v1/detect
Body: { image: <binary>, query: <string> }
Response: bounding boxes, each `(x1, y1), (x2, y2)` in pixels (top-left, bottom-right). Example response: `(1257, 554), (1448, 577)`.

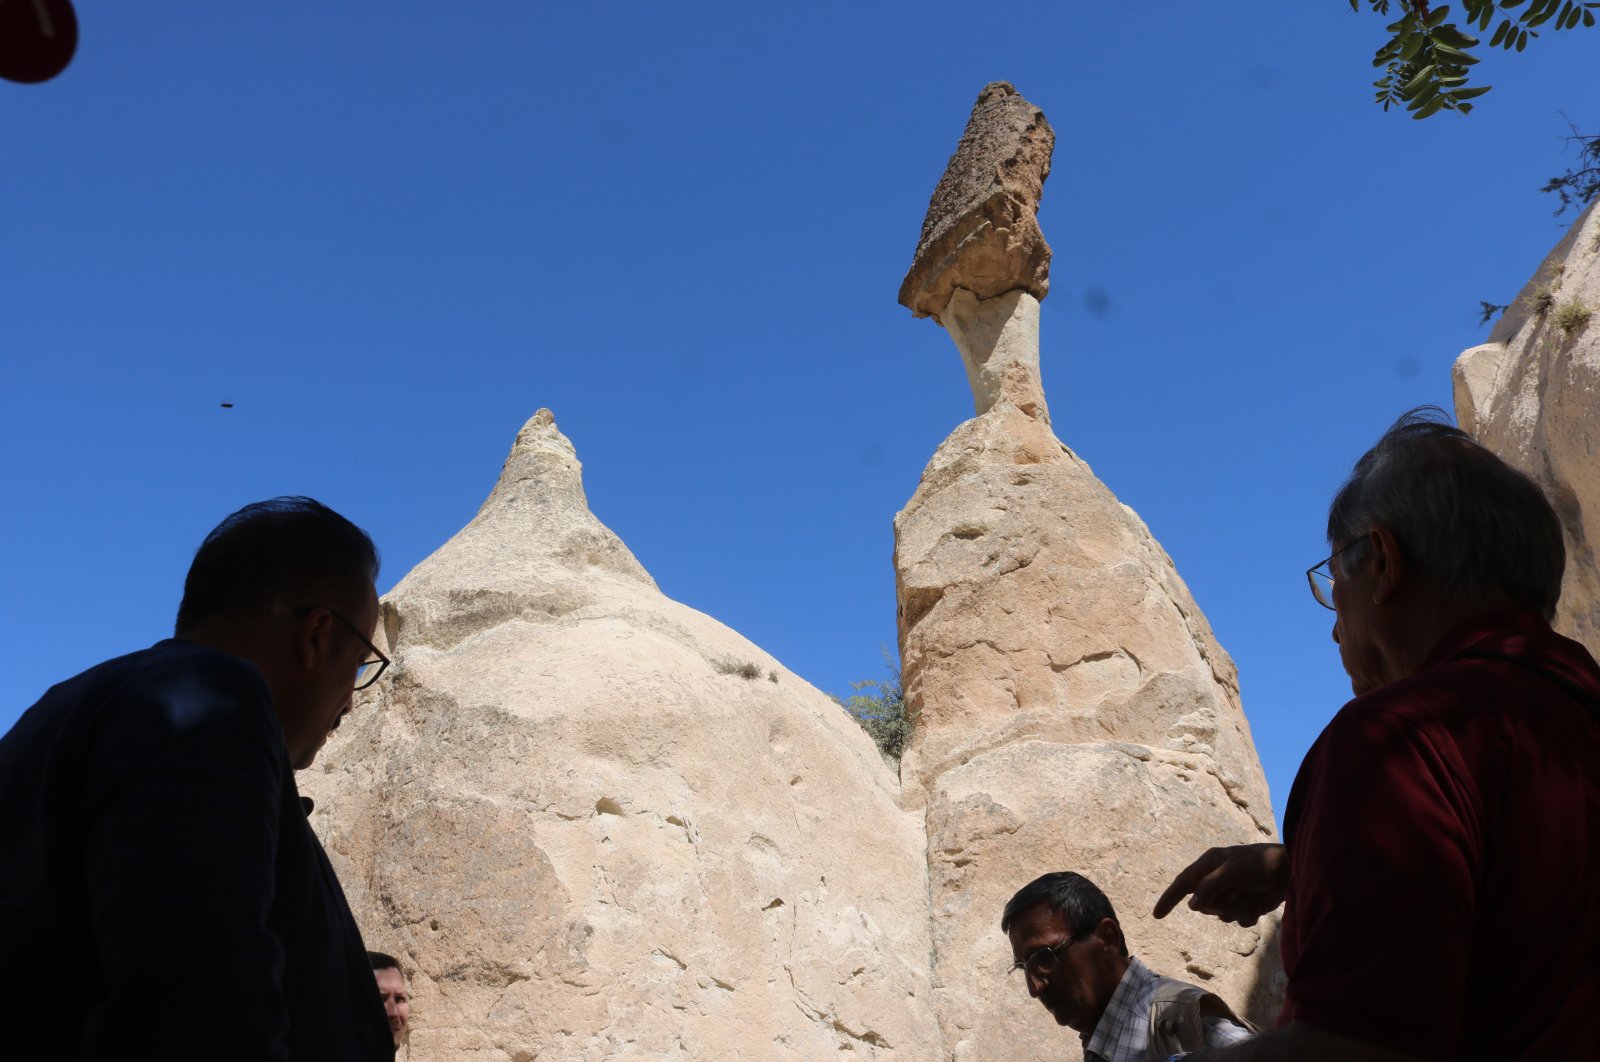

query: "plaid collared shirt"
(1080, 956), (1253, 1062)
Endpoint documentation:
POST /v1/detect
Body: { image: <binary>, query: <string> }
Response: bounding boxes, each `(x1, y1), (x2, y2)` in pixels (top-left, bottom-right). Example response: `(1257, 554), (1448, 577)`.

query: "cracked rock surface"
(896, 222), (1282, 1056)
(302, 410), (939, 1060)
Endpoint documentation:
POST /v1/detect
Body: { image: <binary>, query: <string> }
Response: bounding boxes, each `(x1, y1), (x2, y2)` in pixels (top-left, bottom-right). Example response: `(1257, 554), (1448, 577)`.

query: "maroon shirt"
(1280, 609), (1600, 1060)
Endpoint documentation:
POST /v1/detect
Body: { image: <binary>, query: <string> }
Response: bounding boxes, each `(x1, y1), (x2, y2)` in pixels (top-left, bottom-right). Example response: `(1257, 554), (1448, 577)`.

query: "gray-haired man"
(1155, 410), (1600, 1061)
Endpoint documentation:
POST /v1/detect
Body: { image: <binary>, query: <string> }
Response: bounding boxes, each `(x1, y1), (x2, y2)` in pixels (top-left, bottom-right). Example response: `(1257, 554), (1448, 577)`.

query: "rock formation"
(302, 410), (941, 1060)
(899, 82), (1054, 325)
(895, 83), (1283, 1059)
(1454, 200), (1600, 655)
(296, 80), (1289, 1062)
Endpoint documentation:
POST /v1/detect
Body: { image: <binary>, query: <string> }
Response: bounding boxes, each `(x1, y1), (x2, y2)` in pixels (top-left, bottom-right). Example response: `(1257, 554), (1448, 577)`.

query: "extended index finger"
(1152, 848), (1223, 919)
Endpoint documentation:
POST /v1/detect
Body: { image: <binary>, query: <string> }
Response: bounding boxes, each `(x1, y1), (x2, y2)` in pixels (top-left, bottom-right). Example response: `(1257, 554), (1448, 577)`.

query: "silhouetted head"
(176, 497), (383, 768)
(1322, 408), (1564, 693)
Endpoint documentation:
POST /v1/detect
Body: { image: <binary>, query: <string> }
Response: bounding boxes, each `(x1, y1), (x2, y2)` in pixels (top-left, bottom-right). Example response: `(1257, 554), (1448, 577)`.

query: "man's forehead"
(1008, 902), (1067, 952)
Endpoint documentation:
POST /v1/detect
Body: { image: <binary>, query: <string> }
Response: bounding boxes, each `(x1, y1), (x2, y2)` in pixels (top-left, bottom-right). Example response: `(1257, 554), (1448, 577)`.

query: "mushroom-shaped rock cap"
(898, 81), (1055, 323)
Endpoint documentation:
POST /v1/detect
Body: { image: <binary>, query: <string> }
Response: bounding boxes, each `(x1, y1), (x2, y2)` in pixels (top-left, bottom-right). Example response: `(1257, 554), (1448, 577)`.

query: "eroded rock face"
(303, 410), (940, 1060)
(894, 397), (1282, 1058)
(898, 82), (1054, 323)
(1454, 201), (1600, 655)
(895, 85), (1281, 1060)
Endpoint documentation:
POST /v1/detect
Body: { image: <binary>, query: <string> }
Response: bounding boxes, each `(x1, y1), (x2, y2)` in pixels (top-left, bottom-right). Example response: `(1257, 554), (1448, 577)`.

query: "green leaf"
(1516, 27), (1530, 48)
(1407, 82), (1441, 107)
(1585, 8), (1597, 25)
(1490, 18), (1513, 43)
(1414, 95), (1449, 118)
(1401, 63), (1438, 95)
(1433, 23), (1480, 44)
(1452, 84), (1494, 98)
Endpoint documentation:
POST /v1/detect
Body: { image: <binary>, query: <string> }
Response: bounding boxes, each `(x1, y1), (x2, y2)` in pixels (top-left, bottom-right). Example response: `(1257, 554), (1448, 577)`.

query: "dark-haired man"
(1004, 871), (1253, 1061)
(1154, 411), (1600, 1061)
(0, 497), (395, 1060)
(369, 951), (412, 1049)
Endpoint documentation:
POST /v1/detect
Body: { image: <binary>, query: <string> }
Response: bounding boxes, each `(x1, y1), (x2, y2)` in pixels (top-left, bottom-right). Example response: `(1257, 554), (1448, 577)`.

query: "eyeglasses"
(1008, 934), (1083, 982)
(294, 606), (390, 689)
(1306, 539), (1364, 611)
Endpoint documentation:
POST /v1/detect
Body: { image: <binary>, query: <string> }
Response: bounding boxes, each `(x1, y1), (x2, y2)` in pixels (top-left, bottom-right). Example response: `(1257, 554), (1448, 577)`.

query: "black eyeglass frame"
(1008, 933), (1084, 981)
(1306, 538), (1366, 612)
(292, 605), (390, 690)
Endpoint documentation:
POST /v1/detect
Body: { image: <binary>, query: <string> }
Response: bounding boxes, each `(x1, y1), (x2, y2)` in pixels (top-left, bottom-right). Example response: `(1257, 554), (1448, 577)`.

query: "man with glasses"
(0, 497), (395, 1059)
(1154, 410), (1600, 1060)
(1004, 871), (1253, 1060)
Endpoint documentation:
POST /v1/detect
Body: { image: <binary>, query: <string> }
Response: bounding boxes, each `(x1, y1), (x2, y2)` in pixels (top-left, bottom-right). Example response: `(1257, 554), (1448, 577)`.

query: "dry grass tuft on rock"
(715, 659), (764, 680)
(1554, 298), (1593, 334)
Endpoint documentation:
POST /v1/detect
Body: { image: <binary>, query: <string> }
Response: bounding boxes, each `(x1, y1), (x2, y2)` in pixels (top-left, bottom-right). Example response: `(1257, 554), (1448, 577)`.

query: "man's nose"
(1026, 970), (1046, 998)
(1332, 618), (1341, 645)
(385, 999), (399, 1016)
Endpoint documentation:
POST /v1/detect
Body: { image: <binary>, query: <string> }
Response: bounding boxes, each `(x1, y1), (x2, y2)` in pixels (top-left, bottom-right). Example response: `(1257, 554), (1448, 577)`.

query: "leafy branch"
(1538, 117), (1600, 214)
(1351, 1), (1599, 117)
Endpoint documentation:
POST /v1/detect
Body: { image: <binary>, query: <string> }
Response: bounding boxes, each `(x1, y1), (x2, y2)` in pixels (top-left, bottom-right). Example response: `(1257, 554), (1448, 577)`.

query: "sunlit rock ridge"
(301, 82), (1289, 1061)
(1455, 200), (1600, 656)
(894, 81), (1283, 1060)
(303, 409), (940, 1059)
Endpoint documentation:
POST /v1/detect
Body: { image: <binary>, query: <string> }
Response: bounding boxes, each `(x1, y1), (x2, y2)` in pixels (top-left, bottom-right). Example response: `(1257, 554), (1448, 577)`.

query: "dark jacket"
(0, 640), (394, 1060)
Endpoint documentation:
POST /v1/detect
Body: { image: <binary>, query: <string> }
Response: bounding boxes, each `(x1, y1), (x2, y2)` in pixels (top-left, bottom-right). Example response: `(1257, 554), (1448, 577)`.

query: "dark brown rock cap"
(899, 82), (1054, 322)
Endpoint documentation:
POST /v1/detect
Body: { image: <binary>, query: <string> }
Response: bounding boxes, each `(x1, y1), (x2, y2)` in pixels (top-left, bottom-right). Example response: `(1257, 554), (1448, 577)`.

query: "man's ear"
(1091, 916), (1124, 953)
(293, 607), (335, 670)
(1368, 524), (1407, 606)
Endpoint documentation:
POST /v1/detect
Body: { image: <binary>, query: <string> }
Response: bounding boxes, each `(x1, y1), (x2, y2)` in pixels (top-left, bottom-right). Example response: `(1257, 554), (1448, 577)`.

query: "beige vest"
(1146, 976), (1257, 1060)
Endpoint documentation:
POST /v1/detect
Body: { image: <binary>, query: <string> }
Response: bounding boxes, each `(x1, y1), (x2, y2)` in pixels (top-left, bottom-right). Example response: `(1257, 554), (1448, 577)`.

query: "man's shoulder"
(4, 640), (274, 760)
(1144, 968), (1255, 1054)
(1146, 971), (1243, 1018)
(1327, 621), (1600, 742)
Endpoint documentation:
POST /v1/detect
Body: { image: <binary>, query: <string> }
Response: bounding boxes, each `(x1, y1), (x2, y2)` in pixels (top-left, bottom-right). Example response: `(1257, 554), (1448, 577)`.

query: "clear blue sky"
(2, 2), (1594, 827)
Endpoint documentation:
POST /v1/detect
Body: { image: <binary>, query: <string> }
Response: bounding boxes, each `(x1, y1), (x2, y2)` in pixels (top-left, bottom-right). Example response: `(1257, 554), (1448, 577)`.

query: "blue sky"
(2, 2), (1594, 826)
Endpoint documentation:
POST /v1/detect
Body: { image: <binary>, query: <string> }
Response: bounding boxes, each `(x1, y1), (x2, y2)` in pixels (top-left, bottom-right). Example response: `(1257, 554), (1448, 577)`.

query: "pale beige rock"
(944, 289), (1049, 419)
(1453, 201), (1600, 655)
(894, 387), (1282, 1061)
(895, 85), (1281, 1060)
(928, 743), (1283, 1061)
(303, 409), (941, 1060)
(899, 82), (1054, 323)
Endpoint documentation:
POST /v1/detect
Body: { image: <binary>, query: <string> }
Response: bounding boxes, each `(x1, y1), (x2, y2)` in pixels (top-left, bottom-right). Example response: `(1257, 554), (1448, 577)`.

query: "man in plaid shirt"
(1005, 872), (1254, 1061)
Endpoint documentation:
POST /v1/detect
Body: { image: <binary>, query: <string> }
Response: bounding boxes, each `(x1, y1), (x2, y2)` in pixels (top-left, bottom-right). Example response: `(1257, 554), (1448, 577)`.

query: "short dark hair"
(1327, 408), (1565, 618)
(175, 497), (380, 635)
(1000, 871), (1128, 957)
(368, 951), (401, 973)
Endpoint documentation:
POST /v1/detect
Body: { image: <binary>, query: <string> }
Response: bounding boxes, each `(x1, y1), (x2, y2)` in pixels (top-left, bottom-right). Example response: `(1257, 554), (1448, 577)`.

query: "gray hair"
(1327, 408), (1564, 618)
